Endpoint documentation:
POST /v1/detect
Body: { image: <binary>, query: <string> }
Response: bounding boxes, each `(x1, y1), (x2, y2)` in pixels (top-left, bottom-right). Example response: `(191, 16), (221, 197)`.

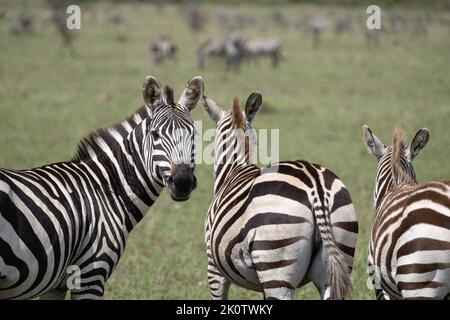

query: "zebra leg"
(207, 262), (230, 300)
(69, 267), (106, 300)
(71, 288), (105, 300)
(254, 239), (312, 300)
(271, 53), (279, 68)
(306, 245), (331, 300)
(261, 283), (294, 300)
(39, 287), (68, 300)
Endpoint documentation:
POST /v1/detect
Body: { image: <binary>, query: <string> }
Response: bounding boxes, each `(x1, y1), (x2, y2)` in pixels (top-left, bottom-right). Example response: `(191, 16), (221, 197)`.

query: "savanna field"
(0, 0), (449, 299)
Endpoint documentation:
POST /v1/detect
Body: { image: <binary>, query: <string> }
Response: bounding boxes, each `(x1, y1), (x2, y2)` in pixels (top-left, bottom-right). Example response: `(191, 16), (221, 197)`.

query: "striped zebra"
(149, 36), (177, 65)
(363, 125), (450, 300)
(202, 93), (358, 300)
(242, 38), (282, 68)
(0, 75), (204, 299)
(196, 34), (242, 71)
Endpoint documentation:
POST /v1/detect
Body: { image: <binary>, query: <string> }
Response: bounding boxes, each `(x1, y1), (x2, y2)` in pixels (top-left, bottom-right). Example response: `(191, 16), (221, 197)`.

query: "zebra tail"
(314, 206), (352, 300)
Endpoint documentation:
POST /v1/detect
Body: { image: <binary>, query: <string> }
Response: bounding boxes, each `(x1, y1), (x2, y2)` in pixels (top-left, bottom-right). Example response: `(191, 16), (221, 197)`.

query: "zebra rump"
(203, 93), (358, 300)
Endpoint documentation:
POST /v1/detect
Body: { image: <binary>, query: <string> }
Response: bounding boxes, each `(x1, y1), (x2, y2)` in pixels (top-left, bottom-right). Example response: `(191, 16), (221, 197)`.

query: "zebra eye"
(151, 130), (160, 140)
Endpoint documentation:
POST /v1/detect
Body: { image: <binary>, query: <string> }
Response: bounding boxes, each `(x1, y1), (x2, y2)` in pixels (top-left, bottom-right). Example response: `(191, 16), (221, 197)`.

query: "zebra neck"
(87, 135), (161, 228)
(214, 141), (250, 191)
(374, 176), (394, 213)
(213, 162), (249, 193)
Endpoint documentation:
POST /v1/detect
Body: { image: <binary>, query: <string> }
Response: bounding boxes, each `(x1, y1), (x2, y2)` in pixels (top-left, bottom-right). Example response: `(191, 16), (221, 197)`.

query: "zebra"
(47, 0), (76, 55)
(308, 15), (328, 48)
(363, 27), (381, 48)
(0, 75), (204, 299)
(184, 4), (207, 33)
(410, 14), (428, 39)
(334, 16), (353, 37)
(8, 11), (34, 36)
(202, 92), (358, 300)
(196, 34), (242, 71)
(387, 13), (408, 45)
(107, 12), (127, 42)
(215, 7), (234, 30)
(362, 125), (450, 300)
(149, 36), (177, 65)
(270, 8), (288, 28)
(242, 38), (282, 69)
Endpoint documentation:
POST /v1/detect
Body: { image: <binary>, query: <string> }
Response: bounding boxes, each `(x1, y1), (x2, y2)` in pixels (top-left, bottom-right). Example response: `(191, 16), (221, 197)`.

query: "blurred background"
(0, 0), (449, 299)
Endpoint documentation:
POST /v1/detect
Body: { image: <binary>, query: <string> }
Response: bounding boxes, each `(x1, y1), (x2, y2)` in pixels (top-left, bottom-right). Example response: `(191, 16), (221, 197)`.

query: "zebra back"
(363, 125), (450, 299)
(202, 93), (357, 300)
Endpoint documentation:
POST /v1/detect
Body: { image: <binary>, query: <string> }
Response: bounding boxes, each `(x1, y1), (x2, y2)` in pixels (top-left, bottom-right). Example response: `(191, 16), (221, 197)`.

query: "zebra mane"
(163, 85), (175, 106)
(232, 97), (245, 129)
(230, 97), (251, 161)
(391, 128), (414, 185)
(71, 105), (150, 162)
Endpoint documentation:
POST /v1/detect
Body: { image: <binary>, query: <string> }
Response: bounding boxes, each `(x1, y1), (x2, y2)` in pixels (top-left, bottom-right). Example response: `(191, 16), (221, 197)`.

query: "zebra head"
(142, 75), (204, 201)
(362, 125), (429, 208)
(202, 92), (262, 171)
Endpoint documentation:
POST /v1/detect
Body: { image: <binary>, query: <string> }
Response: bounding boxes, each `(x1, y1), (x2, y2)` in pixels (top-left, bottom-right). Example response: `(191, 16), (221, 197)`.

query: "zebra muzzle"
(166, 164), (197, 201)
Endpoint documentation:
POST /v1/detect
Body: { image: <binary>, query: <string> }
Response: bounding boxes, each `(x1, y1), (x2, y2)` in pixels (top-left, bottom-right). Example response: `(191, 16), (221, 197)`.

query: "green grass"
(0, 1), (449, 300)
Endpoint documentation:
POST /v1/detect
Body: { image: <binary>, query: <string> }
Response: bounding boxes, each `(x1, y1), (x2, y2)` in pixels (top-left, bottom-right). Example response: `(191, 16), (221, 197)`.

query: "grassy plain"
(0, 1), (449, 299)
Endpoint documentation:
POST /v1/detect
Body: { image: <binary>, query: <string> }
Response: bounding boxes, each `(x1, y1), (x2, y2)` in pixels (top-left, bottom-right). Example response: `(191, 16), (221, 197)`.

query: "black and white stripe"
(196, 34), (242, 71)
(202, 93), (358, 300)
(363, 126), (450, 300)
(0, 76), (204, 299)
(241, 38), (282, 68)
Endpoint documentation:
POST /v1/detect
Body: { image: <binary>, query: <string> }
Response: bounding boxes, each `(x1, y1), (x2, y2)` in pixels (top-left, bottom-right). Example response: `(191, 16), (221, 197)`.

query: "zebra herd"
(197, 34), (282, 71)
(150, 34), (282, 71)
(0, 76), (449, 300)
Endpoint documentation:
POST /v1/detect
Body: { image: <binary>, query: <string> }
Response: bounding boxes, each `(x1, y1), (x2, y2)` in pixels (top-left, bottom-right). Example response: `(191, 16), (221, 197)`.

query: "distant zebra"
(308, 15), (328, 48)
(150, 36), (177, 64)
(242, 38), (282, 68)
(364, 28), (381, 48)
(388, 14), (407, 45)
(0, 75), (204, 299)
(270, 8), (288, 28)
(363, 125), (450, 300)
(334, 16), (352, 37)
(108, 12), (127, 42)
(410, 14), (428, 39)
(202, 93), (358, 300)
(47, 0), (76, 54)
(196, 35), (242, 71)
(9, 11), (33, 35)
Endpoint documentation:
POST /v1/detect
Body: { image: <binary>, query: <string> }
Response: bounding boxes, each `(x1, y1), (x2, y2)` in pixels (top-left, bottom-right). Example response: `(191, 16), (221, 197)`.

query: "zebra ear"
(202, 95), (223, 123)
(245, 91), (262, 123)
(178, 76), (204, 112)
(142, 76), (162, 110)
(407, 128), (429, 160)
(362, 125), (385, 159)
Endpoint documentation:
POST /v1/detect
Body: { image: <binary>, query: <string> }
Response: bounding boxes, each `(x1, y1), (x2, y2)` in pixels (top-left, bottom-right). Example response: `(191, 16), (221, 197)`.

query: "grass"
(0, 1), (449, 300)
